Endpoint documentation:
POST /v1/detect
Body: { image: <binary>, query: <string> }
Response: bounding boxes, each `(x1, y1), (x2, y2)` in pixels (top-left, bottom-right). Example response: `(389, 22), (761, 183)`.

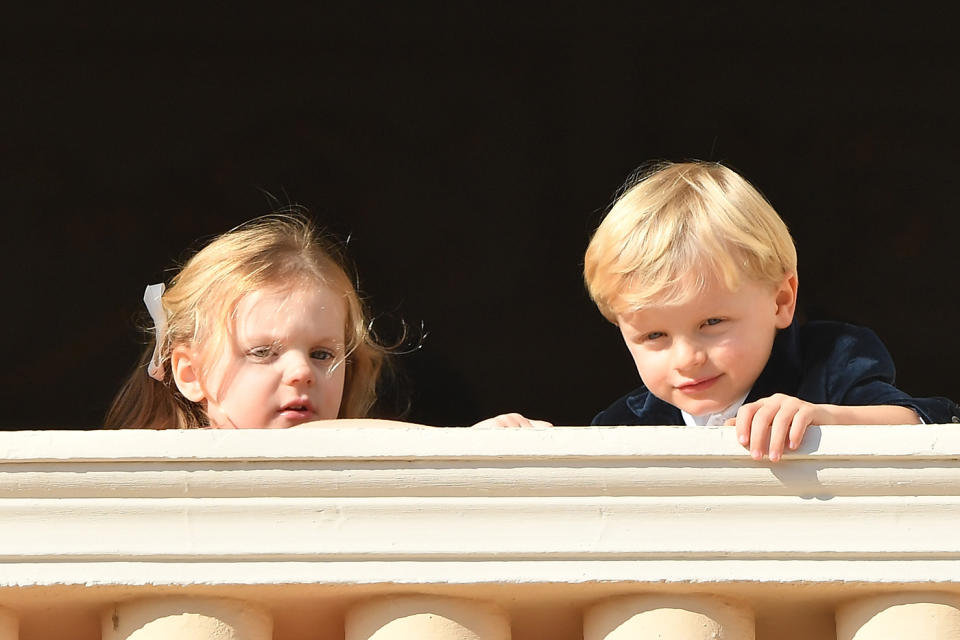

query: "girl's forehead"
(233, 283), (346, 333)
(239, 282), (336, 308)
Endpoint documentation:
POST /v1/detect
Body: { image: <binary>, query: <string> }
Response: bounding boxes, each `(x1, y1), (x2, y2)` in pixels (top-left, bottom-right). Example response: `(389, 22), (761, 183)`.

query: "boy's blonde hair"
(584, 161), (798, 322)
(106, 214), (384, 429)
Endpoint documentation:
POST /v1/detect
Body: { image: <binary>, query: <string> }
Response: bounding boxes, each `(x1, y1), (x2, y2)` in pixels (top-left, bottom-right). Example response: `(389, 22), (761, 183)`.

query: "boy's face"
(616, 275), (796, 416)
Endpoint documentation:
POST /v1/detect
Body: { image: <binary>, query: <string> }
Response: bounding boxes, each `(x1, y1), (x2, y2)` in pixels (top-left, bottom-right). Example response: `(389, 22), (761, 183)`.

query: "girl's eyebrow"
(310, 335), (346, 346)
(241, 333), (346, 346)
(239, 329), (281, 341)
(239, 336), (283, 348)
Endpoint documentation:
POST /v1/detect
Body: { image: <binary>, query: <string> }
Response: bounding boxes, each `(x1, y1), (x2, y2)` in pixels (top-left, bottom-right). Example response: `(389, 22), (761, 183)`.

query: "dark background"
(2, 5), (958, 430)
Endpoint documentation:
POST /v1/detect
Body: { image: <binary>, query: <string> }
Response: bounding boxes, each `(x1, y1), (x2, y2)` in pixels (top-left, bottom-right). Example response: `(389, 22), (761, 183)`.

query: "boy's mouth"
(676, 374), (722, 392)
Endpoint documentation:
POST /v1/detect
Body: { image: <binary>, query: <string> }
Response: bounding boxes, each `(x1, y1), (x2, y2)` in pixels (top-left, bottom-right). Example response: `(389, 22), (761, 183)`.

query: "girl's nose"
(282, 352), (314, 386)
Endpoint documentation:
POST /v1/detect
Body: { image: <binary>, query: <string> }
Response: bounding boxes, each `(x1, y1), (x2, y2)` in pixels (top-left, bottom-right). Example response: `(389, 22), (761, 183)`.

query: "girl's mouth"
(279, 399), (315, 419)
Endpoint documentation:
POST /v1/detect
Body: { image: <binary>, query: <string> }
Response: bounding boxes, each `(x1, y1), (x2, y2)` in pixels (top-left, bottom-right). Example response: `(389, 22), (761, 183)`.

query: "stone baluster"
(837, 593), (960, 640)
(101, 597), (271, 640)
(0, 606), (17, 640)
(584, 595), (755, 640)
(346, 595), (510, 640)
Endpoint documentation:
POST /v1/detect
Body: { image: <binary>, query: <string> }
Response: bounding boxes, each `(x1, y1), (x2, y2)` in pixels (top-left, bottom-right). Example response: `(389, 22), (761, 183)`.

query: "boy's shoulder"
(795, 320), (960, 423)
(591, 386), (681, 426)
(796, 320), (885, 354)
(789, 320), (930, 392)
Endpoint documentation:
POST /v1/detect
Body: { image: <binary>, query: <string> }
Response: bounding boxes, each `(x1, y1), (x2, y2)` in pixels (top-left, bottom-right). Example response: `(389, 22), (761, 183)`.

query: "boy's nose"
(282, 352), (314, 386)
(673, 338), (706, 371)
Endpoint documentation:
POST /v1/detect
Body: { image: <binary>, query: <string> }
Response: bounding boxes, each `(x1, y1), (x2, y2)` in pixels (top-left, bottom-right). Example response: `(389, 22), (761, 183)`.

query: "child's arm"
(727, 394), (920, 462)
(294, 415), (553, 429)
(732, 322), (960, 462)
(471, 413), (554, 428)
(293, 419), (435, 429)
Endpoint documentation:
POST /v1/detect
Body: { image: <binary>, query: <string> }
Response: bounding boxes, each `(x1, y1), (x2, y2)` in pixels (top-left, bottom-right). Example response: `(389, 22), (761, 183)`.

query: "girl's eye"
(311, 349), (335, 361)
(703, 318), (724, 327)
(247, 346), (277, 360)
(645, 331), (666, 341)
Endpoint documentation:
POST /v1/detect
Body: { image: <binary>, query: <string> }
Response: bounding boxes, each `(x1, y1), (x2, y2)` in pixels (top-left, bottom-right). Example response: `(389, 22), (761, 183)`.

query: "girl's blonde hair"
(106, 214), (384, 429)
(584, 161), (798, 322)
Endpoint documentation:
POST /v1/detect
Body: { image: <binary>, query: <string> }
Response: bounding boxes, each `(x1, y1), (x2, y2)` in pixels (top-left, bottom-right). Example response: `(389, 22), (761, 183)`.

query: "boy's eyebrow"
(617, 315), (656, 333)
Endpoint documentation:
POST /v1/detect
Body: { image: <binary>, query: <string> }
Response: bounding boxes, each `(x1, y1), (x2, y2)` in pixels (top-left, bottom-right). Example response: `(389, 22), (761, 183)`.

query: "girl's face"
(199, 283), (348, 428)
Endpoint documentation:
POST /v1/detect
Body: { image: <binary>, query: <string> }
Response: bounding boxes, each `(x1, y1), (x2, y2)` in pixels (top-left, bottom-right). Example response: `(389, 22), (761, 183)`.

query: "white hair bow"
(143, 283), (167, 381)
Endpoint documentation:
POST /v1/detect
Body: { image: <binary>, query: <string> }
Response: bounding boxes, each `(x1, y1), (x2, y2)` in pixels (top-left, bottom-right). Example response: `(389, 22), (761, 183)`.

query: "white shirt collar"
(681, 392), (749, 427)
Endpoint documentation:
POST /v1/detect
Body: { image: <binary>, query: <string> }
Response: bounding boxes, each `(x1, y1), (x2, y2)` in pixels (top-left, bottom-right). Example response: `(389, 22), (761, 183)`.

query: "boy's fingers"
(789, 412), (811, 450)
(749, 402), (779, 460)
(734, 403), (760, 445)
(529, 419), (554, 428)
(767, 407), (794, 462)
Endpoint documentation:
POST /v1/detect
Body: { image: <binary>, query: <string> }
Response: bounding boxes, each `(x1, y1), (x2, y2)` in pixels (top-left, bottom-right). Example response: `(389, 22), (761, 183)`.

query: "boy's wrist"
(812, 403), (839, 425)
(812, 403), (921, 426)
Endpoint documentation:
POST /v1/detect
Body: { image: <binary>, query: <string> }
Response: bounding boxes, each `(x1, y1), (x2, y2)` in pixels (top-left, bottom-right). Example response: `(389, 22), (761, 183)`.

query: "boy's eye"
(703, 318), (724, 327)
(644, 331), (666, 341)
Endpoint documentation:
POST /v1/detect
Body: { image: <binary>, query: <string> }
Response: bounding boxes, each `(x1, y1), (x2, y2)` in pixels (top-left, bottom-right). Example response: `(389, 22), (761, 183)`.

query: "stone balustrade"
(1, 425), (960, 639)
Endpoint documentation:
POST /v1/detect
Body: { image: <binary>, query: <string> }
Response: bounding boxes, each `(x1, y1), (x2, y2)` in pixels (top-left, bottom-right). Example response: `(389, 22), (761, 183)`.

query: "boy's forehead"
(615, 272), (714, 314)
(616, 275), (760, 321)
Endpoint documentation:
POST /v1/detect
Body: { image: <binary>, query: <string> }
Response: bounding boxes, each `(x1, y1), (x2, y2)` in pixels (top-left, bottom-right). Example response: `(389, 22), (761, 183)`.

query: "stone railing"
(1, 425), (960, 640)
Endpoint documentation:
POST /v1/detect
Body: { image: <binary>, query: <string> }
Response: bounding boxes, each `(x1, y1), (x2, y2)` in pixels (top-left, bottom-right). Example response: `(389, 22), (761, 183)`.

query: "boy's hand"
(727, 398), (922, 461)
(726, 394), (828, 462)
(472, 413), (554, 429)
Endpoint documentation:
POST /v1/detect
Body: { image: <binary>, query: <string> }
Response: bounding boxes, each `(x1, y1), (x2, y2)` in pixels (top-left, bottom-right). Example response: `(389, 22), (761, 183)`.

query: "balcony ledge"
(2, 425), (960, 639)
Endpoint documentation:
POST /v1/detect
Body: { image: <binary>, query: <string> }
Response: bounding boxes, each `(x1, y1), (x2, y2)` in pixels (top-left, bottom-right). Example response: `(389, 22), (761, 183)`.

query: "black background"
(2, 5), (958, 430)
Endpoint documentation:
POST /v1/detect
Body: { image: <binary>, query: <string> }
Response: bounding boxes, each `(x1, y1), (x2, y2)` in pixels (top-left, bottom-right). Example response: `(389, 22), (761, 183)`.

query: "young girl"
(107, 214), (548, 429)
(106, 213), (399, 429)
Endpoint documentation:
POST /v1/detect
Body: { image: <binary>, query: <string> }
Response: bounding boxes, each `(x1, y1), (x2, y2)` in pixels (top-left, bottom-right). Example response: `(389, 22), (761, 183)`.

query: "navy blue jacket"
(593, 321), (960, 426)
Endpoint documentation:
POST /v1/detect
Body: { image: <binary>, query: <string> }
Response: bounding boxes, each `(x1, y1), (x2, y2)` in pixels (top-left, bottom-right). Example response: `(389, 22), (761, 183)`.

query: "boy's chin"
(672, 397), (736, 417)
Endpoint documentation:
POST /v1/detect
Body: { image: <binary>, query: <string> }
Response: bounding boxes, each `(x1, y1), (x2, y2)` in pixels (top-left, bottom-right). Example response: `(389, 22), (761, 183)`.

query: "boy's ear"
(774, 273), (799, 329)
(170, 345), (207, 403)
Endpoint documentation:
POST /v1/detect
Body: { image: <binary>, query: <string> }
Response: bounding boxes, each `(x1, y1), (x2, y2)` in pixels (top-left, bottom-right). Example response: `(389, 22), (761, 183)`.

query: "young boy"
(584, 161), (960, 461)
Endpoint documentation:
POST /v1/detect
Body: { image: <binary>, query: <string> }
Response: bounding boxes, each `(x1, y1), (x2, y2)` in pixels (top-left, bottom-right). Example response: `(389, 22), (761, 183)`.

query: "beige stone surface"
(346, 595), (510, 640)
(101, 597), (271, 640)
(2, 426), (960, 640)
(837, 593), (960, 640)
(585, 594), (755, 640)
